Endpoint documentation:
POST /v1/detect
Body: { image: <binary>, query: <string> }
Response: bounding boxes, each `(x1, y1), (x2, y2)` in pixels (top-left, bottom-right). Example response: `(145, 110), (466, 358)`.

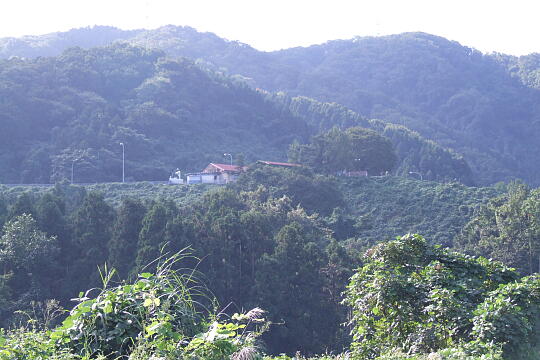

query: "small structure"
(256, 160), (302, 168)
(186, 163), (246, 185)
(168, 169), (184, 184)
(186, 172), (220, 184)
(344, 170), (368, 177)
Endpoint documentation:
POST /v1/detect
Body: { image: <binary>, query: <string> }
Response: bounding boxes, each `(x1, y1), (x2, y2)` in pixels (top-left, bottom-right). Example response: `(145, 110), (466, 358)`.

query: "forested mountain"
(140, 29), (540, 186)
(135, 29), (540, 186)
(273, 94), (474, 184)
(0, 44), (311, 183)
(4, 26), (536, 185)
(0, 26), (141, 59)
(0, 41), (471, 184)
(264, 34), (540, 186)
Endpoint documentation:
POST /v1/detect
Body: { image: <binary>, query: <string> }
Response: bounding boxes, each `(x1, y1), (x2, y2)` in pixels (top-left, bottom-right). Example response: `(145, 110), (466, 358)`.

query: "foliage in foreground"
(0, 179), (357, 354)
(345, 234), (540, 359)
(0, 252), (269, 360)
(3, 234), (540, 359)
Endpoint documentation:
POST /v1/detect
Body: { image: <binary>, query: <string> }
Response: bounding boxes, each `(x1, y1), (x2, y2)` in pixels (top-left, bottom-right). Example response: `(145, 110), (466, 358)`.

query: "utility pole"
(71, 159), (76, 184)
(120, 142), (125, 183)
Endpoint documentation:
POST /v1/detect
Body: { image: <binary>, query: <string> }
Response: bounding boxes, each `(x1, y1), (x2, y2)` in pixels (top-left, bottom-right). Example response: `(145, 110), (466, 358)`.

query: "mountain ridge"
(2, 26), (540, 185)
(0, 42), (473, 184)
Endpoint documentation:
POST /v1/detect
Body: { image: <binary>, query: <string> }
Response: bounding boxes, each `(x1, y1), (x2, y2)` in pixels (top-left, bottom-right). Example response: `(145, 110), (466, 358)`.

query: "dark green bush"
(52, 254), (204, 357)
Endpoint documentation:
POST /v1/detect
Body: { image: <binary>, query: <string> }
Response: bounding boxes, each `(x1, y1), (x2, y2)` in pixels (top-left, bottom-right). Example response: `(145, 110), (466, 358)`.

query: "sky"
(0, 0), (539, 55)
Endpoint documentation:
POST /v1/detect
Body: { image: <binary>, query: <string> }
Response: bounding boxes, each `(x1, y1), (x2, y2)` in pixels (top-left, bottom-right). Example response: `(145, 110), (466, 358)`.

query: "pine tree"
(8, 193), (36, 220)
(253, 222), (332, 354)
(107, 198), (146, 279)
(35, 192), (67, 246)
(69, 191), (114, 291)
(134, 202), (169, 274)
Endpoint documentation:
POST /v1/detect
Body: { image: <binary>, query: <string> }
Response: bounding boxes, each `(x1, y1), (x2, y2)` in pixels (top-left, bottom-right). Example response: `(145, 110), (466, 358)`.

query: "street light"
(71, 159), (76, 184)
(224, 153), (232, 165)
(409, 171), (423, 181)
(120, 142), (125, 183)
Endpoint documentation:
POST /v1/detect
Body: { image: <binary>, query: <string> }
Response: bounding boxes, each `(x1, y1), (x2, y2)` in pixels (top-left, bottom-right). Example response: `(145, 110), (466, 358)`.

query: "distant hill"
(131, 29), (539, 186)
(260, 33), (540, 186)
(0, 44), (310, 183)
(0, 26), (141, 59)
(0, 39), (473, 184)
(2, 27), (538, 184)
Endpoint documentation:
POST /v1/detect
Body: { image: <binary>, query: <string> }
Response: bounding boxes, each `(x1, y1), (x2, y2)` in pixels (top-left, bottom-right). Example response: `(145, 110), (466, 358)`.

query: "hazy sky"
(0, 0), (539, 55)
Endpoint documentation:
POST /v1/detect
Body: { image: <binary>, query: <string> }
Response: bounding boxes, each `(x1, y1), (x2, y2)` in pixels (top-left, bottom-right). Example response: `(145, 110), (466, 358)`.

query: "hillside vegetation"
(277, 95), (474, 184)
(0, 169), (497, 353)
(0, 42), (471, 185)
(163, 29), (540, 186)
(0, 44), (309, 183)
(6, 26), (536, 185)
(3, 26), (531, 185)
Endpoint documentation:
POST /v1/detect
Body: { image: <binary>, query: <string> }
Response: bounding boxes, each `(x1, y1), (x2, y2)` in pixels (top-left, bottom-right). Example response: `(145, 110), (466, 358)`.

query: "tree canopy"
(288, 126), (397, 175)
(345, 234), (540, 359)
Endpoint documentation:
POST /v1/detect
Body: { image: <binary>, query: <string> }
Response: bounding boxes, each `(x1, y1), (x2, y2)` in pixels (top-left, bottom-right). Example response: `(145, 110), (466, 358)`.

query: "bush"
(0, 251), (268, 359)
(0, 328), (80, 360)
(472, 275), (540, 359)
(344, 234), (518, 358)
(50, 254), (203, 357)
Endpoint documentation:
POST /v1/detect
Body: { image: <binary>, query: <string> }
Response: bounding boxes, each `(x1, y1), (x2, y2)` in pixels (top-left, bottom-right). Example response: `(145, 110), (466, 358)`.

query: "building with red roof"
(203, 163), (246, 173)
(185, 161), (301, 185)
(186, 163), (246, 184)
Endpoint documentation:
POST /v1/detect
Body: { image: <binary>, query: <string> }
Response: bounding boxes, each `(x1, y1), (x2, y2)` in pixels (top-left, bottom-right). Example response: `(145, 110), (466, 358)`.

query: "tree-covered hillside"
(0, 43), (312, 183)
(242, 33), (540, 186)
(234, 166), (497, 247)
(3, 26), (538, 185)
(274, 94), (475, 184)
(0, 41), (473, 185)
(0, 169), (498, 355)
(127, 29), (540, 186)
(0, 26), (141, 59)
(497, 52), (540, 90)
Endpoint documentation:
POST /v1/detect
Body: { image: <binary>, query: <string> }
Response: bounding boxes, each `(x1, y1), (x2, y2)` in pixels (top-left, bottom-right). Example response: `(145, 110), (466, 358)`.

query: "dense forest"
(128, 28), (540, 186)
(2, 26), (540, 185)
(275, 95), (474, 185)
(0, 44), (308, 183)
(1, 170), (540, 359)
(2, 24), (540, 360)
(0, 42), (472, 184)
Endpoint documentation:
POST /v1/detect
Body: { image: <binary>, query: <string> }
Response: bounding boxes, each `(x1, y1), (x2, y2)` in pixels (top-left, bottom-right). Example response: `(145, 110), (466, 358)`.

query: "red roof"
(205, 163), (244, 172)
(257, 160), (302, 167)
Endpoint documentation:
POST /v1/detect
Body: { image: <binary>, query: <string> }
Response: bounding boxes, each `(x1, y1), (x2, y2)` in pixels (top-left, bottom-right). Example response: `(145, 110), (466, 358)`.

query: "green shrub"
(472, 275), (540, 359)
(0, 328), (80, 360)
(28, 251), (269, 359)
(51, 253), (204, 357)
(344, 234), (517, 358)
